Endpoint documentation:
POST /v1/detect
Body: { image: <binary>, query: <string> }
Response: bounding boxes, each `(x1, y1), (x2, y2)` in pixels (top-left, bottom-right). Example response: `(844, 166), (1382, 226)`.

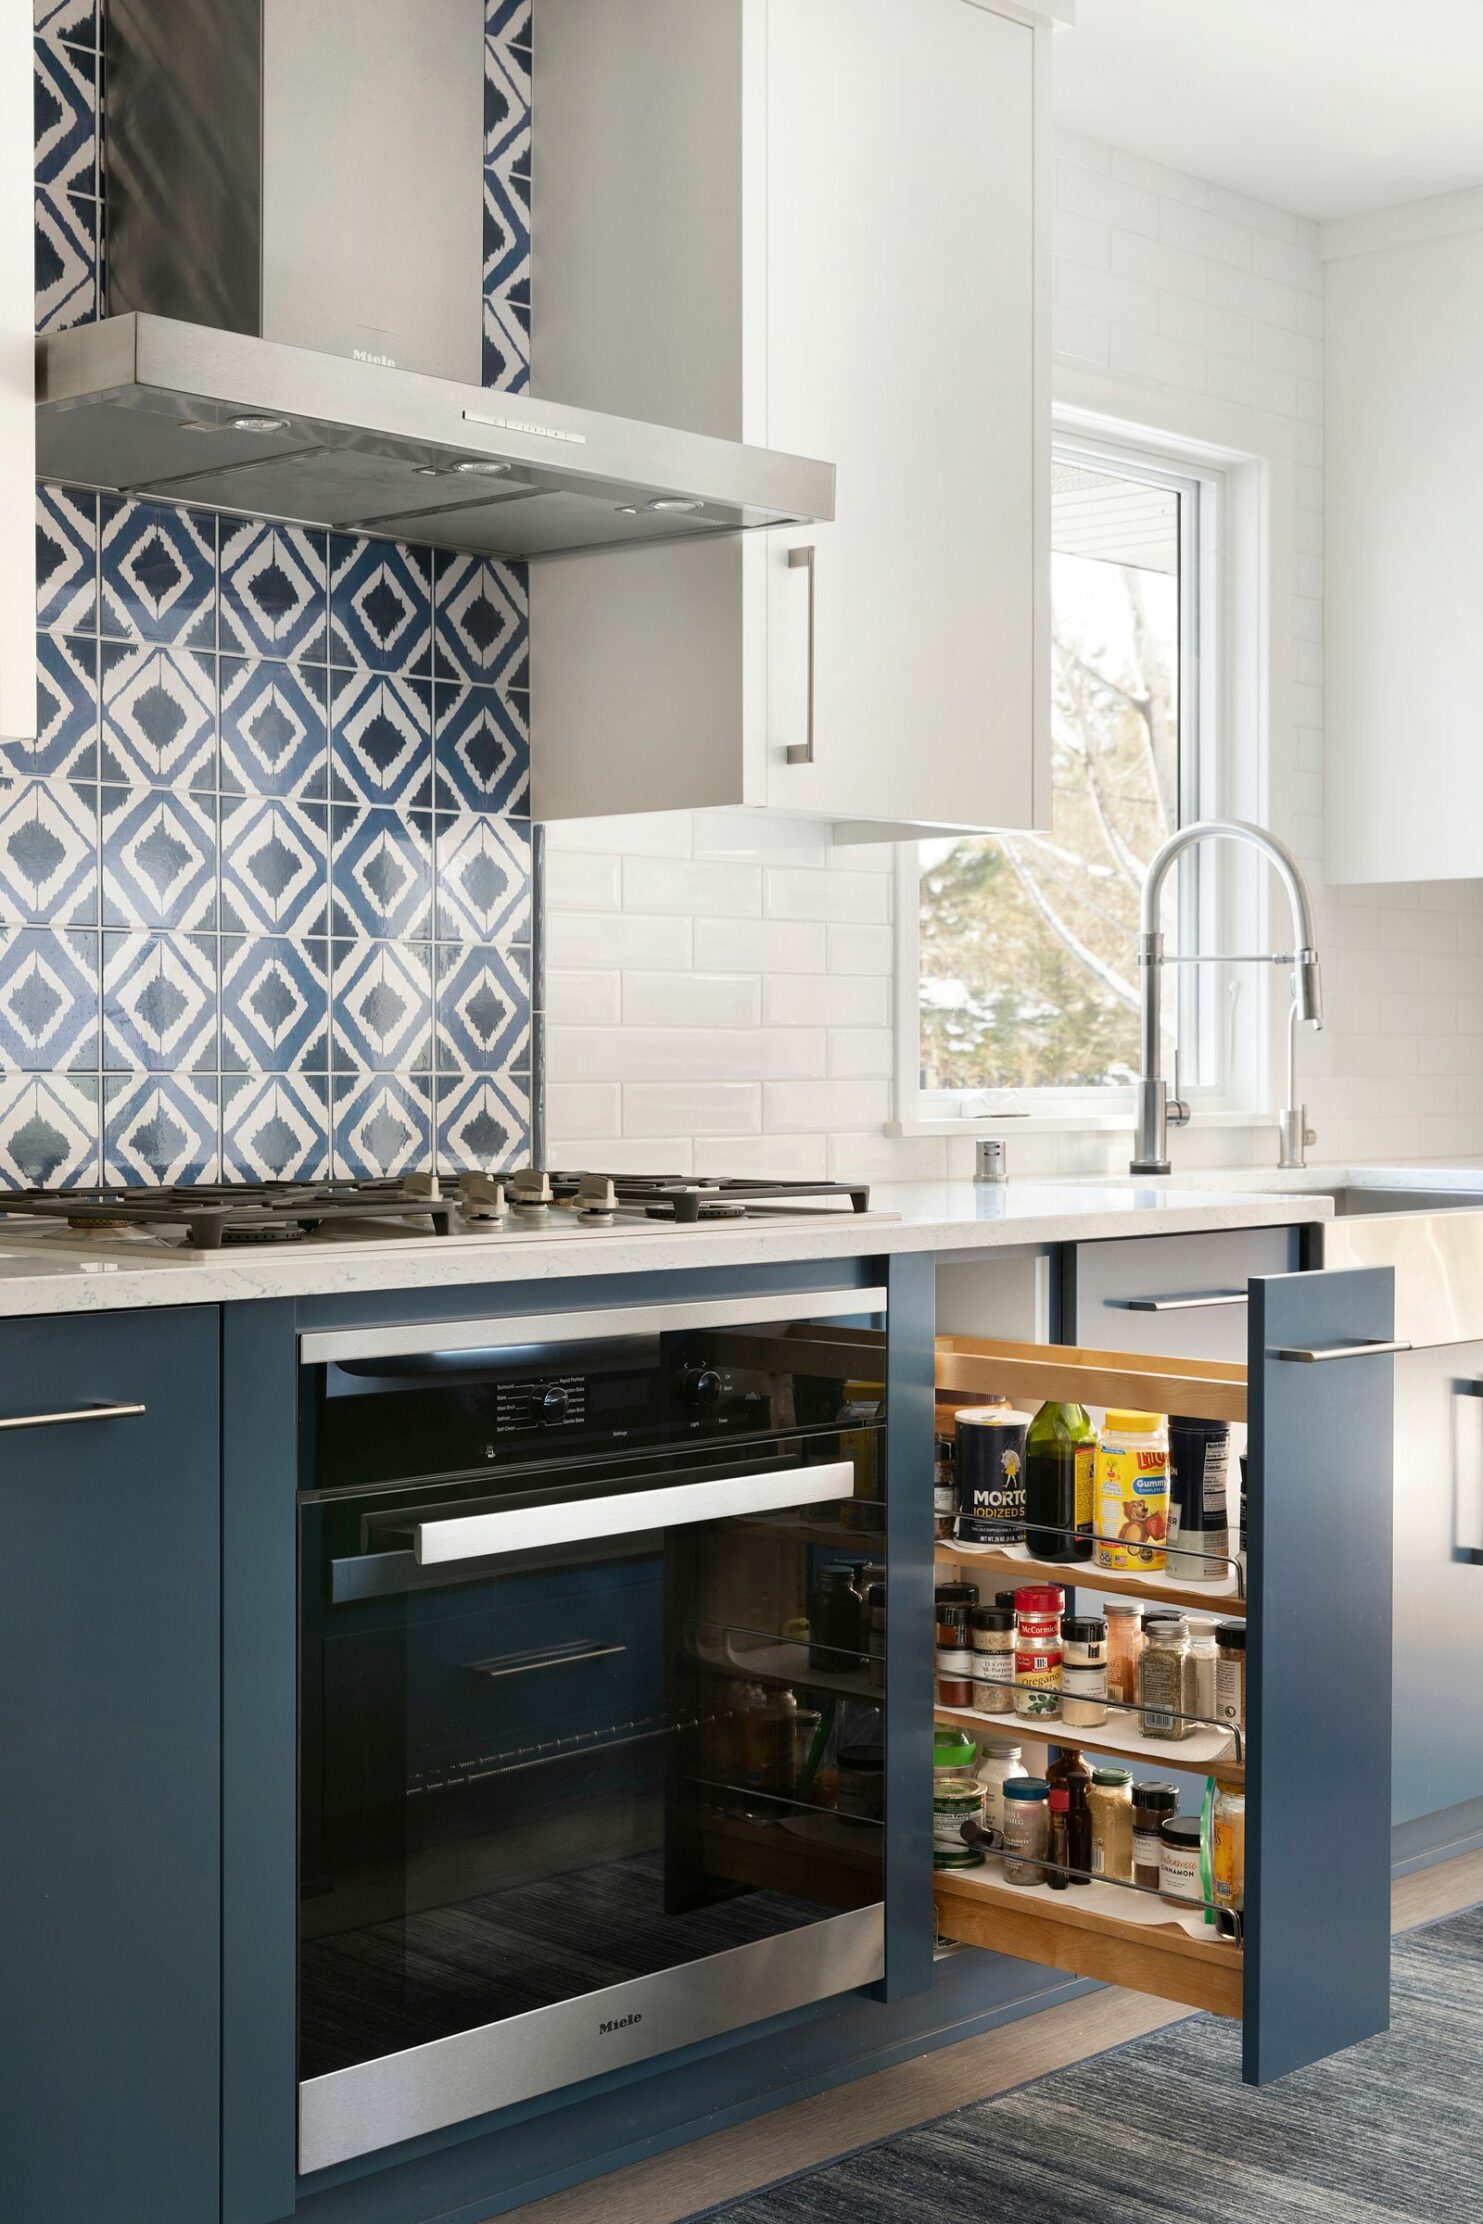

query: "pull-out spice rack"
(924, 1275), (1396, 2083)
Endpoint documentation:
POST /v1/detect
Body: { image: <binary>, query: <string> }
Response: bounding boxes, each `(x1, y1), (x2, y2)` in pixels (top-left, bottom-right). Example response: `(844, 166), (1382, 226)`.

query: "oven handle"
(414, 1459), (856, 1566)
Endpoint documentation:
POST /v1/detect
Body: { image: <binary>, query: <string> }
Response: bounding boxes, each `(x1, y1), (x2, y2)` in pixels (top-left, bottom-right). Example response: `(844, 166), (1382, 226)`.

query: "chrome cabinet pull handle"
(415, 1459), (854, 1567)
(467, 1643), (628, 1680)
(1273, 1339), (1410, 1363)
(1111, 1292), (1248, 1312)
(0, 1400), (147, 1431)
(785, 544), (816, 766)
(1457, 1381), (1483, 1564)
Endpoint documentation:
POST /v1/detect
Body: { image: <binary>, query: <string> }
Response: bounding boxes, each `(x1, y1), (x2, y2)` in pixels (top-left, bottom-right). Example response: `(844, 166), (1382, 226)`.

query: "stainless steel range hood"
(33, 0), (834, 558)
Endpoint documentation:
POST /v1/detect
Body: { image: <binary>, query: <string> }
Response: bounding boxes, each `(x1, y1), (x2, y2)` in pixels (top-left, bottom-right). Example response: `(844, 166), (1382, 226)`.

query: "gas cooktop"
(0, 1173), (874, 1251)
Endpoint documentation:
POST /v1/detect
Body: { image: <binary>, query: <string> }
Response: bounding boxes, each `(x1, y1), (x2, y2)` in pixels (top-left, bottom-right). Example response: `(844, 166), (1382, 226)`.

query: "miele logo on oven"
(599, 2012), (643, 2035)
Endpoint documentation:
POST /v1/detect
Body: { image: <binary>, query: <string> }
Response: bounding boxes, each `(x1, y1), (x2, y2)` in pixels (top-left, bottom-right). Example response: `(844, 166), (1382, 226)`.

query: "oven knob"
(540, 1384), (570, 1424)
(679, 1365), (723, 1409)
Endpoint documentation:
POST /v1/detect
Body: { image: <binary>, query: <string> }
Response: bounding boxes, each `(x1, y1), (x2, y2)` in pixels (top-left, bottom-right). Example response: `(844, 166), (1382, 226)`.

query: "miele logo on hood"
(598, 2012), (643, 2035)
(353, 347), (397, 367)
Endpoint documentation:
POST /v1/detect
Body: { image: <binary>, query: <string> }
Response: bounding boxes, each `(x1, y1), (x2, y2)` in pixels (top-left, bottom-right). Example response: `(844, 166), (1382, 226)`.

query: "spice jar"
(933, 1727), (977, 1781)
(1132, 1781), (1179, 1888)
(936, 1604), (974, 1708)
(1088, 1766), (1135, 1881)
(809, 1564), (864, 1673)
(1001, 1777), (1050, 1886)
(973, 1738), (1028, 1834)
(1187, 1616), (1219, 1730)
(865, 1581), (887, 1691)
(1216, 1620), (1246, 1732)
(1061, 1614), (1109, 1728)
(933, 1779), (985, 1868)
(934, 1434), (957, 1540)
(1139, 1614), (1194, 1740)
(837, 1742), (885, 1823)
(1046, 1785), (1071, 1891)
(1212, 1776), (1246, 1919)
(1159, 1812), (1204, 1906)
(935, 1581), (979, 1613)
(1013, 1583), (1065, 1720)
(970, 1605), (1015, 1716)
(1105, 1599), (1145, 1709)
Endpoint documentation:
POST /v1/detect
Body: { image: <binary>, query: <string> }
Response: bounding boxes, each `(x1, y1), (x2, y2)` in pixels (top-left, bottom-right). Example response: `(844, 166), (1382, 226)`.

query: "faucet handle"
(1167, 1094), (1192, 1130)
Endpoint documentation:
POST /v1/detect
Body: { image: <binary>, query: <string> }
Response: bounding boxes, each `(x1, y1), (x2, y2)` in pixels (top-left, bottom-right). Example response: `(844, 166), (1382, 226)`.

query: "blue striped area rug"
(692, 1907), (1482, 2224)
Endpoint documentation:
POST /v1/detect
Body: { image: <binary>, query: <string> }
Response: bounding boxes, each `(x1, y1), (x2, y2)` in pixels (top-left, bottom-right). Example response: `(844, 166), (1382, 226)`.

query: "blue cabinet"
(0, 1308), (221, 2224)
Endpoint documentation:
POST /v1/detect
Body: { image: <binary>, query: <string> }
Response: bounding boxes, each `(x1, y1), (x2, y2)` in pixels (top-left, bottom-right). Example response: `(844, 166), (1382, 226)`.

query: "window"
(910, 438), (1224, 1118)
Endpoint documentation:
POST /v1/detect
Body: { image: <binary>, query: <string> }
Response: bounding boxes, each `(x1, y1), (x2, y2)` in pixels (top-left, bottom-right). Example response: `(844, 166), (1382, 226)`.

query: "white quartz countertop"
(0, 1176), (1337, 1319)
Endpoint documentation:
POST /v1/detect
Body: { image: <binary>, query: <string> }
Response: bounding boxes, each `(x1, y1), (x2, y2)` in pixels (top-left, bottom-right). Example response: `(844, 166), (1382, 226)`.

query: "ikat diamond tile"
(432, 552), (525, 685)
(483, 293), (530, 396)
(0, 1072), (99, 1188)
(222, 1072), (331, 1182)
(100, 497), (217, 648)
(28, 631), (98, 781)
(34, 32), (95, 196)
(434, 812), (531, 942)
(332, 1074), (433, 1180)
(328, 538), (432, 675)
(435, 941), (530, 1071)
(332, 940), (433, 1072)
(100, 642), (216, 790)
(220, 658), (329, 799)
(35, 185), (96, 331)
(36, 484), (97, 632)
(331, 806), (433, 940)
(100, 785), (217, 930)
(220, 937), (330, 1073)
(220, 521), (328, 661)
(35, 2), (97, 44)
(102, 931), (217, 1074)
(435, 1069), (529, 1176)
(330, 669), (434, 807)
(0, 778), (98, 927)
(433, 682), (528, 812)
(219, 796), (329, 937)
(0, 927), (99, 1072)
(104, 1072), (219, 1185)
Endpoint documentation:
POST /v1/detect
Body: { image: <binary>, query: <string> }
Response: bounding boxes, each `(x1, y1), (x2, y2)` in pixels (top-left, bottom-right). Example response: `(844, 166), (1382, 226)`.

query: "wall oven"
(296, 1288), (890, 2173)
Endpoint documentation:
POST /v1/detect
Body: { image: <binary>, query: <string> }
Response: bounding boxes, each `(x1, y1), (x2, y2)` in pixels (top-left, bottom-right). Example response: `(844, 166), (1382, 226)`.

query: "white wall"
(545, 129), (1483, 1180)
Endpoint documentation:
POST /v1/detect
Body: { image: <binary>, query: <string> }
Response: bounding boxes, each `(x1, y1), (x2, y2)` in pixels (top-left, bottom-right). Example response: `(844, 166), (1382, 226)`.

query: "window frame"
(894, 424), (1260, 1133)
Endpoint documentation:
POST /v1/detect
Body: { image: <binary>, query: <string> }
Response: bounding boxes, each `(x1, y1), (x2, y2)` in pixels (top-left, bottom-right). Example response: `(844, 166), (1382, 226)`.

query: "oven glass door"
(297, 1319), (887, 2115)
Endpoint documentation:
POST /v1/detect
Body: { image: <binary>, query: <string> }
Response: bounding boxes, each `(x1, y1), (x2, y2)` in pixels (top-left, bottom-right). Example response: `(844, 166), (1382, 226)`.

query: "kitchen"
(6, 3), (1482, 2222)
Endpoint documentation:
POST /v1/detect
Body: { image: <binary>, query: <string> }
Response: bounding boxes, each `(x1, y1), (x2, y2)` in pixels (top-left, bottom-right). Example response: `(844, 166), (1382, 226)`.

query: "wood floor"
(503, 1848), (1483, 2224)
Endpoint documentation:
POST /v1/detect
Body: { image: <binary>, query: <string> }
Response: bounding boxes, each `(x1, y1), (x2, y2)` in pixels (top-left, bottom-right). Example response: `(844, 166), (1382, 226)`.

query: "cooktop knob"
(680, 1365), (723, 1409)
(511, 1168), (553, 1218)
(576, 1175), (617, 1225)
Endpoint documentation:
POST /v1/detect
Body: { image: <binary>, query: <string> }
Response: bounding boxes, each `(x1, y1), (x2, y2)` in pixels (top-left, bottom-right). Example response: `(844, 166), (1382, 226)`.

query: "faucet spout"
(1131, 819), (1323, 1176)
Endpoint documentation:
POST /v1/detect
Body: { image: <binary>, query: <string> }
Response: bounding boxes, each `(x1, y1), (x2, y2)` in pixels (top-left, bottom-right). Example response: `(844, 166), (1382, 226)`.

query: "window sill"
(888, 1110), (1275, 1139)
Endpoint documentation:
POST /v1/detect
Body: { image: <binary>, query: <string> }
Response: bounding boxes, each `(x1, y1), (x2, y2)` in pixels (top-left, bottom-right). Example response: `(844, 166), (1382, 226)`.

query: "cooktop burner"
(0, 1172), (873, 1250)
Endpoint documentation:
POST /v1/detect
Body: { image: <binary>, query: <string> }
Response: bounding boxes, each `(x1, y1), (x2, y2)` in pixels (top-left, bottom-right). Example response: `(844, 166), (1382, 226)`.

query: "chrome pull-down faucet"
(1131, 818), (1323, 1176)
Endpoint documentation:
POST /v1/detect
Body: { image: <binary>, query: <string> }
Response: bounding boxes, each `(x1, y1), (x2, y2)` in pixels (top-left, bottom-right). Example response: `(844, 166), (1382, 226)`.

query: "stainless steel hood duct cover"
(36, 315), (834, 559)
(37, 0), (834, 558)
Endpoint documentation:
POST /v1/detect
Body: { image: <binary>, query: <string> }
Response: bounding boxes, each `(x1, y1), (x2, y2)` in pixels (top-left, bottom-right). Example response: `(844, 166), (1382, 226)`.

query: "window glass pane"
(919, 457), (1185, 1094)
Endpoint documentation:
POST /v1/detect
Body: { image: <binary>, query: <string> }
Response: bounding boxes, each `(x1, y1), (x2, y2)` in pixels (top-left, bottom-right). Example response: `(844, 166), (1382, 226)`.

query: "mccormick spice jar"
(1061, 1614), (1109, 1728)
(970, 1605), (1016, 1715)
(955, 1407), (1031, 1544)
(1095, 1410), (1170, 1571)
(1001, 1777), (1050, 1886)
(1013, 1584), (1064, 1721)
(1132, 1781), (1179, 1888)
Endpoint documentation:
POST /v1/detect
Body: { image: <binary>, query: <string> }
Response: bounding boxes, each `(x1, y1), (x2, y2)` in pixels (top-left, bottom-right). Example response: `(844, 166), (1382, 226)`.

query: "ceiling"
(1054, 0), (1483, 222)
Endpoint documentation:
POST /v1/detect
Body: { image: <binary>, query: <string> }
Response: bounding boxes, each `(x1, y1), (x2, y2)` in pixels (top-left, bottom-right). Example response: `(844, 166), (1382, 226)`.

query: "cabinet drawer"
(1069, 1227), (1302, 1363)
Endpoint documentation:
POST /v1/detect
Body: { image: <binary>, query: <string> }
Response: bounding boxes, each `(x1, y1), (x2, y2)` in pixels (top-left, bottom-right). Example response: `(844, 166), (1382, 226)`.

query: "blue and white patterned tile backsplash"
(18, 0), (534, 1188)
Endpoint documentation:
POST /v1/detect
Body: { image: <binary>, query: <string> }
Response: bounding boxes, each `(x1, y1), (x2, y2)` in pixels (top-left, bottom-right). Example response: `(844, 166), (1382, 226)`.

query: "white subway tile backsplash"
(548, 911), (694, 970)
(1057, 258), (1159, 331)
(1057, 161), (1159, 239)
(546, 812), (694, 857)
(1157, 293), (1253, 361)
(693, 1132), (829, 1180)
(622, 1081), (763, 1135)
(828, 1027), (895, 1079)
(1109, 323), (1207, 394)
(543, 850), (623, 911)
(547, 1135), (696, 1176)
(546, 1082), (622, 1139)
(550, 1027), (825, 1083)
(623, 855), (763, 917)
(1052, 207), (1111, 269)
(828, 923), (895, 976)
(1110, 228), (1212, 299)
(696, 917), (829, 973)
(763, 868), (888, 924)
(547, 970), (622, 1026)
(825, 1130), (948, 1181)
(1158, 197), (1253, 271)
(1053, 308), (1112, 368)
(762, 1076), (891, 1133)
(622, 971), (762, 1028)
(764, 973), (889, 1028)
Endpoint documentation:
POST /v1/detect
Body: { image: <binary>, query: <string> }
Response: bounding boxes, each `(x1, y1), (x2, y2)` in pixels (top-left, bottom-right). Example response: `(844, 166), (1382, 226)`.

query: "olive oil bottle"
(1024, 1401), (1096, 1562)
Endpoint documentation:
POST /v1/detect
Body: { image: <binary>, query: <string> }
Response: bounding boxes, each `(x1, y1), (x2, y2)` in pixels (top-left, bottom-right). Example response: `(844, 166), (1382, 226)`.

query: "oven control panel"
(495, 1375), (587, 1434)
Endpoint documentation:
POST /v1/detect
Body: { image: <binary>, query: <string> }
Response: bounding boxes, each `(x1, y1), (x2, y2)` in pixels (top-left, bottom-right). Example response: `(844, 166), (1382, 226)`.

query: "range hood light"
(616, 505), (640, 516)
(451, 457), (510, 477)
(648, 497), (703, 514)
(229, 413), (291, 433)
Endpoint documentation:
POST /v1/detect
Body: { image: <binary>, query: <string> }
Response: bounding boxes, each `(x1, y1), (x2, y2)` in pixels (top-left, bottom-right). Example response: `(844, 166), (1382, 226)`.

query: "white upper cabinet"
(1324, 193), (1483, 885)
(1, 0), (37, 747)
(530, 0), (1050, 834)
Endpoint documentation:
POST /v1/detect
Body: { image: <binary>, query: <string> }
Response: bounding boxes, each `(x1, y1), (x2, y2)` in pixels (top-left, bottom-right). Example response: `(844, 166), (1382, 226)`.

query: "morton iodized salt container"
(954, 1408), (1031, 1543)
